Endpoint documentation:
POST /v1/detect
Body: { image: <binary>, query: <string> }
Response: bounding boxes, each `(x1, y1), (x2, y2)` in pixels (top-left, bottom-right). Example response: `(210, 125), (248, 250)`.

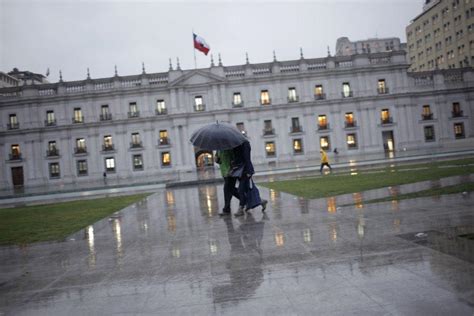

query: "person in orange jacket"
(320, 149), (333, 174)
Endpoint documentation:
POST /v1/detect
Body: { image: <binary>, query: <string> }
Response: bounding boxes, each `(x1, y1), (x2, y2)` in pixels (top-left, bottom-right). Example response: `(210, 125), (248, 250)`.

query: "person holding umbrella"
(189, 121), (267, 217)
(215, 149), (239, 215)
(231, 140), (267, 217)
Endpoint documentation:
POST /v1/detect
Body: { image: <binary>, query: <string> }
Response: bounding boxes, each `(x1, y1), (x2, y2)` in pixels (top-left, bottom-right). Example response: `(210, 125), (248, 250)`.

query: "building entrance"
(11, 166), (24, 186)
(195, 151), (214, 169)
(382, 131), (395, 151)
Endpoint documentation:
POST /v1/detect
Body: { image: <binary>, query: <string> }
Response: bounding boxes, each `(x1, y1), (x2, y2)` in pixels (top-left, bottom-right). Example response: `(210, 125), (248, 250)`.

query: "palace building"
(0, 50), (473, 189)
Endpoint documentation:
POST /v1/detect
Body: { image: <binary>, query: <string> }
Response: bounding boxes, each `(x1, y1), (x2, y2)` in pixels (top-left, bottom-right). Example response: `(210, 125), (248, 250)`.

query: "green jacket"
(216, 150), (233, 177)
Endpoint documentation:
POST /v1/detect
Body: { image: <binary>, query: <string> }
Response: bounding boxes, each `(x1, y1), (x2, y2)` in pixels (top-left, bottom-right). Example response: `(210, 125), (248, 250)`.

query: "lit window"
(49, 162), (60, 178)
(381, 109), (391, 124)
(133, 154), (144, 170)
(100, 105), (111, 120)
(422, 105), (432, 120)
(75, 138), (86, 154)
(156, 100), (167, 115)
(345, 112), (355, 128)
(314, 85), (324, 99)
(105, 157), (115, 172)
(454, 123), (465, 138)
(288, 87), (298, 102)
(320, 136), (330, 150)
(77, 160), (88, 176)
(342, 82), (352, 97)
(73, 108), (83, 123)
(8, 114), (19, 129)
(103, 135), (113, 151)
(293, 139), (303, 154)
(131, 133), (141, 147)
(377, 79), (387, 94)
(233, 93), (242, 106)
(260, 90), (271, 105)
(194, 96), (204, 111)
(46, 111), (56, 126)
(47, 141), (58, 156)
(424, 126), (435, 142)
(347, 134), (358, 149)
(129, 102), (139, 117)
(10, 144), (21, 160)
(318, 115), (328, 130)
(159, 130), (169, 145)
(161, 152), (171, 166)
(265, 142), (276, 157)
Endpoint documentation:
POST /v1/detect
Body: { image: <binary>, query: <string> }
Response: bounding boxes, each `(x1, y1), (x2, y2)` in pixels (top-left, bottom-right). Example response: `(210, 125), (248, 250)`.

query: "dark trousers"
(223, 176), (239, 211)
(320, 162), (332, 172)
(238, 175), (251, 208)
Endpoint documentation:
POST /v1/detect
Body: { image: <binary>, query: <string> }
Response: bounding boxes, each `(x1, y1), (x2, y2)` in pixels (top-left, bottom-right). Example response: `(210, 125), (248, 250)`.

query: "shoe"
(261, 199), (268, 212)
(234, 206), (245, 217)
(219, 211), (231, 216)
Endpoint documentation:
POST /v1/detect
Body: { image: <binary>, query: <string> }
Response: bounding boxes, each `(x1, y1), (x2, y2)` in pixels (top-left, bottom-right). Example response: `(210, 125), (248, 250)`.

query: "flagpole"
(192, 29), (197, 69)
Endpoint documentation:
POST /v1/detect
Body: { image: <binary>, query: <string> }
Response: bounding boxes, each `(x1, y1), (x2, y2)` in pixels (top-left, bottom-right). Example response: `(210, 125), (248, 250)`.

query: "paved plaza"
(1, 179), (474, 315)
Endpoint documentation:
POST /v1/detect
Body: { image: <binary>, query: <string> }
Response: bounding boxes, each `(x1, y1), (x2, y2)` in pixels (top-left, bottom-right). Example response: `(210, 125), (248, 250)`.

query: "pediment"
(168, 70), (225, 87)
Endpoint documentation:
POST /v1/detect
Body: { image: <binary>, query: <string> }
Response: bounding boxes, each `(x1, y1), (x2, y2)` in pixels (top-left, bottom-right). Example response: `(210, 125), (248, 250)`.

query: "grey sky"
(1, 0), (422, 83)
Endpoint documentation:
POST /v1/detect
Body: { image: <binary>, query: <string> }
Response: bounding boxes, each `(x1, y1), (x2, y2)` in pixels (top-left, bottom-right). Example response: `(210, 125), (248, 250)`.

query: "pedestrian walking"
(103, 171), (107, 184)
(215, 149), (239, 216)
(320, 149), (333, 173)
(232, 140), (267, 217)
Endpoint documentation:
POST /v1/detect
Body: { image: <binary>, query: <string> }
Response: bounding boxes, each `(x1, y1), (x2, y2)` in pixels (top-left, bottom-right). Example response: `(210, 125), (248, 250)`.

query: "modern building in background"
(0, 50), (473, 189)
(335, 37), (404, 56)
(406, 0), (474, 72)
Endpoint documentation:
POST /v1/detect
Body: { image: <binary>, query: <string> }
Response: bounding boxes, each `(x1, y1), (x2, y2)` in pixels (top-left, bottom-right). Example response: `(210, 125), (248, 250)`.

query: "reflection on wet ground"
(334, 174), (474, 206)
(1, 182), (474, 315)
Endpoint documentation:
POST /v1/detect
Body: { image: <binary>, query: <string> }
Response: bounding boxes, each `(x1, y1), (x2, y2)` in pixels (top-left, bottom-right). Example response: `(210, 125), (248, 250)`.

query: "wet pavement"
(1, 183), (474, 315)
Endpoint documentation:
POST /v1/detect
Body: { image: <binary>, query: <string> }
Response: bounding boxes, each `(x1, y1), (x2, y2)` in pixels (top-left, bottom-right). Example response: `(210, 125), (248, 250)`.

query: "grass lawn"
(0, 193), (150, 246)
(261, 158), (474, 199)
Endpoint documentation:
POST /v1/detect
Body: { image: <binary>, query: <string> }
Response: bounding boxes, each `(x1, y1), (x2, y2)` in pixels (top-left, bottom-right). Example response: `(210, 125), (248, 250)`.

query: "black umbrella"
(190, 122), (247, 150)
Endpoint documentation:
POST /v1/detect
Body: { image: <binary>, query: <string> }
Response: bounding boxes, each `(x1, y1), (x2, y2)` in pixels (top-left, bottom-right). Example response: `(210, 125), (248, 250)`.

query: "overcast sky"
(1, 0), (423, 83)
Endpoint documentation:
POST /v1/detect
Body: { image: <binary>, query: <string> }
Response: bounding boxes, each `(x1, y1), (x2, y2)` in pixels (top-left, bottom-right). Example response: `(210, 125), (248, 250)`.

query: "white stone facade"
(0, 50), (473, 189)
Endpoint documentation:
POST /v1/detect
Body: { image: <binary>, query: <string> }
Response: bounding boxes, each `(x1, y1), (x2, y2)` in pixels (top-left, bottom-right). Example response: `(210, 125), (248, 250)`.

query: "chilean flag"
(193, 33), (210, 55)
